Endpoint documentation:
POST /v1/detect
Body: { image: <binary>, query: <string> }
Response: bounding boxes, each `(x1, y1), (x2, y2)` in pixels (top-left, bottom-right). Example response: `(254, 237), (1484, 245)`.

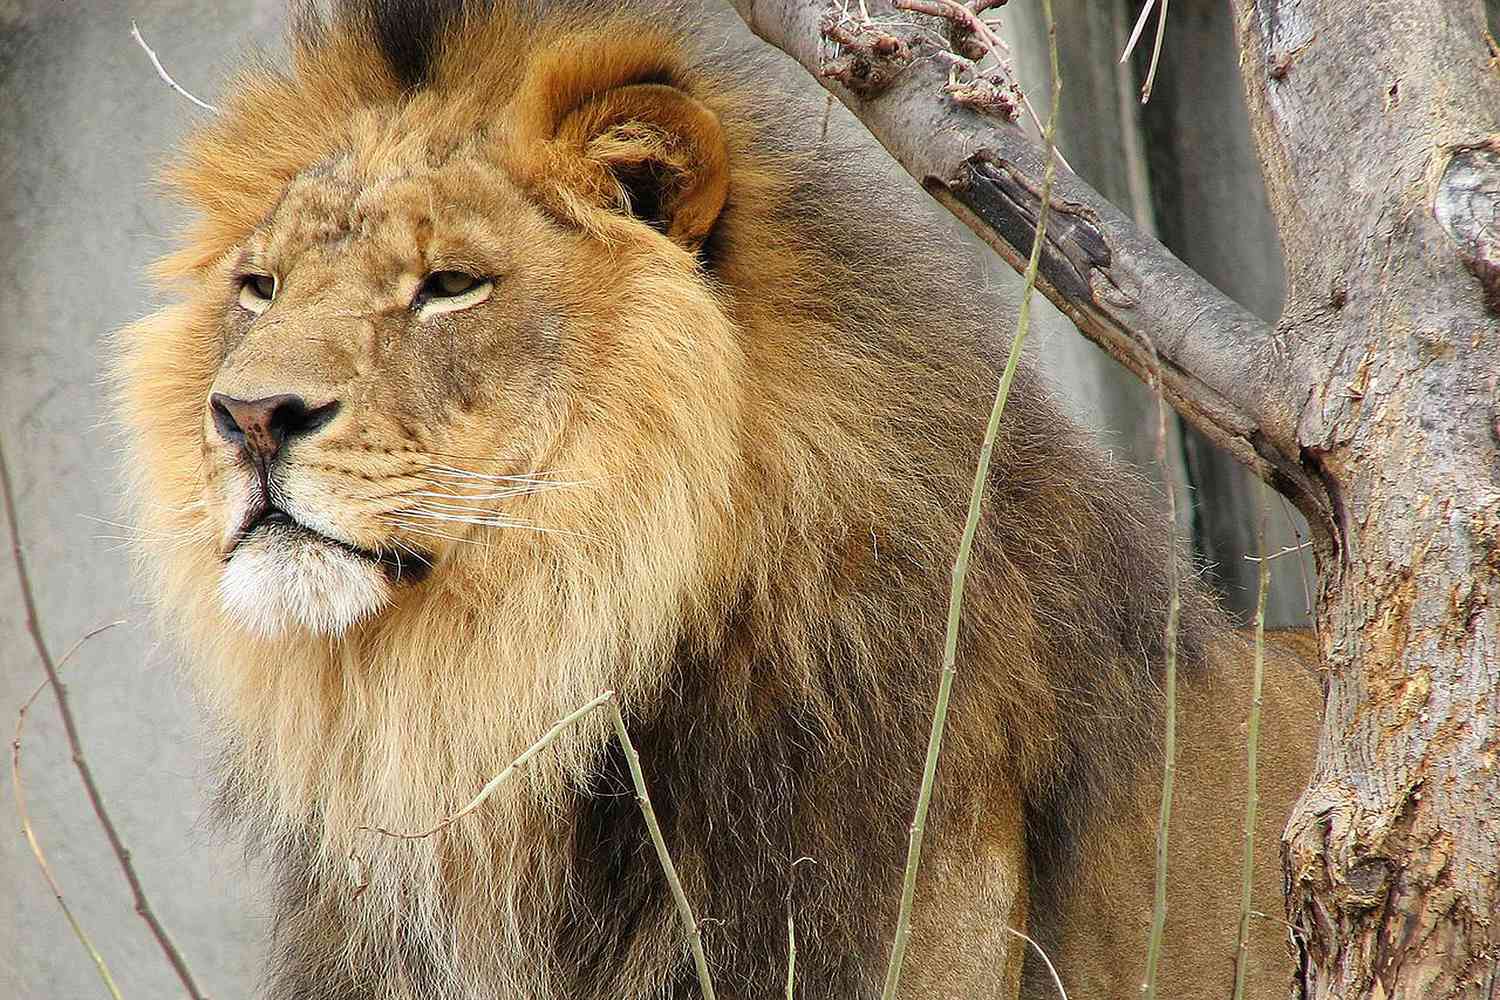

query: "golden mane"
(114, 2), (1230, 997)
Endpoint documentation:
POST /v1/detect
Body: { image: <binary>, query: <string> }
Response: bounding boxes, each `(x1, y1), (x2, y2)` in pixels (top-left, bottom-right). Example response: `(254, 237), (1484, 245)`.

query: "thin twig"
(129, 20), (219, 113)
(606, 699), (718, 1000)
(0, 442), (209, 1000)
(12, 621), (128, 1000)
(354, 691), (615, 843)
(1232, 483), (1271, 1000)
(357, 690), (717, 1000)
(785, 900), (797, 1000)
(1140, 0), (1169, 103)
(1119, 0), (1156, 64)
(877, 0), (1063, 993)
(784, 855), (814, 1000)
(1242, 540), (1312, 562)
(1277, 493), (1318, 629)
(1006, 926), (1070, 1000)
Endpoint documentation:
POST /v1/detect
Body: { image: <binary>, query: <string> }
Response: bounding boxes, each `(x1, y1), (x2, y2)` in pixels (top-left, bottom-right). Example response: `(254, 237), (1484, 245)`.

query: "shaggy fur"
(114, 2), (1314, 998)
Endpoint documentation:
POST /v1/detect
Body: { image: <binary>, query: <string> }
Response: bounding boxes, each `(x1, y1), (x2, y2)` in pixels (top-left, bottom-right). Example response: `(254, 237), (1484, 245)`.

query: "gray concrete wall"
(2, 6), (281, 998)
(1, 3), (1304, 998)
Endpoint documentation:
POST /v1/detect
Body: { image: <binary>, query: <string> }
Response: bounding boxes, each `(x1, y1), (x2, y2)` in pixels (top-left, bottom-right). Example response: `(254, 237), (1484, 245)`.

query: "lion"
(113, 1), (1321, 998)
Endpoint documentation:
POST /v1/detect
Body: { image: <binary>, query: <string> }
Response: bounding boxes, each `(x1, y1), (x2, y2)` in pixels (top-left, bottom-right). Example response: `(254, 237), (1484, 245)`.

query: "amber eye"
(426, 271), (480, 297)
(413, 271), (494, 317)
(237, 274), (276, 314)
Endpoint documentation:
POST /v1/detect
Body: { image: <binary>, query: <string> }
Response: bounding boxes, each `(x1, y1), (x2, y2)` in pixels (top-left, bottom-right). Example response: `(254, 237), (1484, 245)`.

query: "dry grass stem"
(1118, 0), (1169, 103)
(1119, 0), (1156, 63)
(784, 903), (797, 1000)
(1232, 483), (1271, 1000)
(605, 699), (718, 1000)
(877, 0), (1064, 994)
(129, 19), (219, 112)
(0, 442), (209, 1000)
(11, 621), (127, 1000)
(354, 690), (615, 843)
(1276, 494), (1318, 626)
(1242, 540), (1312, 562)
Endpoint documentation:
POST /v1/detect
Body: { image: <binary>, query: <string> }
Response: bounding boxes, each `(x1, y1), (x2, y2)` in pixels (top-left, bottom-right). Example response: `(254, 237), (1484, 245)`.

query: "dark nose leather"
(209, 393), (340, 465)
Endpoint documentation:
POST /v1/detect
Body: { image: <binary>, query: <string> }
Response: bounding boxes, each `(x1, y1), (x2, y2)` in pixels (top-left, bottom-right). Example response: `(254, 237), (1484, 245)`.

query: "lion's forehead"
(261, 149), (528, 284)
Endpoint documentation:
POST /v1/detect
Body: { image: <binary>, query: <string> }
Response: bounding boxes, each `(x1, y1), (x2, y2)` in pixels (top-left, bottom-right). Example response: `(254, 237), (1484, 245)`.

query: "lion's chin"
(218, 530), (390, 638)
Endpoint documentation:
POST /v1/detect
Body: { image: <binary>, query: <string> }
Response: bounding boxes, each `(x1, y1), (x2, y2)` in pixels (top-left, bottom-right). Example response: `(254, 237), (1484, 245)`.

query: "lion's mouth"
(228, 504), (431, 585)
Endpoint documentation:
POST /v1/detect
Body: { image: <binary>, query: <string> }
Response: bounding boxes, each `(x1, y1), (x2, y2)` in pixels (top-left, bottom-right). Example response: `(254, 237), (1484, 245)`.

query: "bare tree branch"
(0, 442), (209, 1000)
(12, 621), (128, 1000)
(728, 0), (1335, 548)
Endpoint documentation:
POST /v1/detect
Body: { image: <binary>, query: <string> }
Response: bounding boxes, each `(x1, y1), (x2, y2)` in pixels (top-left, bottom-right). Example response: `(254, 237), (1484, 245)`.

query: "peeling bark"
(732, 0), (1500, 996)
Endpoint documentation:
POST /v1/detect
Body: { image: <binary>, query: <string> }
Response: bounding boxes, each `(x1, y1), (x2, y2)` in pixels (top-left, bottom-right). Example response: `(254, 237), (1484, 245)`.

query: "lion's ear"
(511, 46), (729, 248)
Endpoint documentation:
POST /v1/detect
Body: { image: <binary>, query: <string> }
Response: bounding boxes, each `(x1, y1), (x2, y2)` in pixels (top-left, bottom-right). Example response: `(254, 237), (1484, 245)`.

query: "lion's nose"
(209, 392), (340, 464)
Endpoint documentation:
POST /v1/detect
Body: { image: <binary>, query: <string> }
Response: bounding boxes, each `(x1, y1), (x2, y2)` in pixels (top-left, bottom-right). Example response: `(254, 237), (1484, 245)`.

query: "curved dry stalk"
(0, 442), (209, 1000)
(129, 20), (218, 112)
(1119, 0), (1171, 103)
(11, 621), (128, 1000)
(1140, 329), (1183, 1000)
(1005, 926), (1070, 1000)
(784, 903), (797, 1000)
(877, 0), (1064, 994)
(355, 690), (616, 843)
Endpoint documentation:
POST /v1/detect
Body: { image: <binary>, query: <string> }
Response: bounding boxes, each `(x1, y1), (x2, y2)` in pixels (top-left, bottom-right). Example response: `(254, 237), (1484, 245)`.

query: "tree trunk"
(1231, 1), (1500, 995)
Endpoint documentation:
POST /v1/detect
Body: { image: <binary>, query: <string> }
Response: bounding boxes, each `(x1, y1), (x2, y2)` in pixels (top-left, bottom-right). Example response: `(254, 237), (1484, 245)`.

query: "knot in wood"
(943, 73), (1021, 121)
(818, 13), (913, 99)
(1434, 144), (1500, 313)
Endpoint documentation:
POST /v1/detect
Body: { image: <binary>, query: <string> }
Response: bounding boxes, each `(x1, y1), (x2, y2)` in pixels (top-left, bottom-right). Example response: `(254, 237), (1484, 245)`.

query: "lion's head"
(126, 12), (758, 644)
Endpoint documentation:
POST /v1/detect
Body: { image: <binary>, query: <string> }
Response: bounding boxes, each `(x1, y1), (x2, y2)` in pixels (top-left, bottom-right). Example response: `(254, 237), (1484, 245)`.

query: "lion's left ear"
(511, 47), (729, 248)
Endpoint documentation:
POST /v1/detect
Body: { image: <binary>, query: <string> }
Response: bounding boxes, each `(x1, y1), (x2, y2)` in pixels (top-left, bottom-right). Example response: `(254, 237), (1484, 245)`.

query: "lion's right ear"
(508, 37), (729, 249)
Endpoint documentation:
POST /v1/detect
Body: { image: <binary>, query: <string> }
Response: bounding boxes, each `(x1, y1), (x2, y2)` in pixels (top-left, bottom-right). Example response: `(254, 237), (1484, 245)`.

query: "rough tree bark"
(730, 1), (1500, 996)
(1232, 2), (1500, 996)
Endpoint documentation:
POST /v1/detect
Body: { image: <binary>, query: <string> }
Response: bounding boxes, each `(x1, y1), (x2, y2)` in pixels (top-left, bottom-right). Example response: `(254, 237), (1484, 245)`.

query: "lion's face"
(124, 32), (745, 640)
(203, 149), (578, 635)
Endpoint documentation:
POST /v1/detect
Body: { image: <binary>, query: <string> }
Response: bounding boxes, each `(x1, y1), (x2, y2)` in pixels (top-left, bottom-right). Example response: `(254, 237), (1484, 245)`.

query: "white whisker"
(396, 509), (596, 541)
(388, 522), (490, 547)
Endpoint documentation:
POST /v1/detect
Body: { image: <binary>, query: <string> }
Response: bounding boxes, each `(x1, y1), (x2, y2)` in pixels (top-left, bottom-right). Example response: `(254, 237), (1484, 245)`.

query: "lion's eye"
(414, 271), (493, 318)
(238, 274), (276, 315)
(428, 271), (479, 297)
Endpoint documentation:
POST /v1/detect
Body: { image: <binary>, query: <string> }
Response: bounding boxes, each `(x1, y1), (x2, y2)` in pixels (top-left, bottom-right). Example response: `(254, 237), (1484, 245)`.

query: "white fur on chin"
(218, 530), (390, 637)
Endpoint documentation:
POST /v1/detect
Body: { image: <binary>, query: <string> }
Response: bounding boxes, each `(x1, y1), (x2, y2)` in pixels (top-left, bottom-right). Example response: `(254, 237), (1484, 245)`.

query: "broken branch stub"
(1434, 142), (1500, 314)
